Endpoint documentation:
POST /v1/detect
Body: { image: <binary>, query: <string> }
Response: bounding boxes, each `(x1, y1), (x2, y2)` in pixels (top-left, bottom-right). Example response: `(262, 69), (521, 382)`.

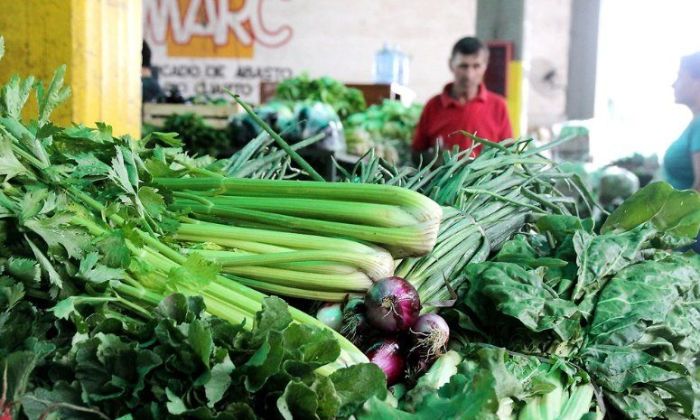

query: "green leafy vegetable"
(602, 181), (700, 247)
(275, 74), (366, 119)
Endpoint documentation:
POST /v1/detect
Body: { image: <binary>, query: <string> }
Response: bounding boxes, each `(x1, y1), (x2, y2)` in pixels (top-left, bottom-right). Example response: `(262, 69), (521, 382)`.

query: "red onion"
(365, 276), (421, 333)
(411, 313), (450, 357)
(366, 337), (405, 385)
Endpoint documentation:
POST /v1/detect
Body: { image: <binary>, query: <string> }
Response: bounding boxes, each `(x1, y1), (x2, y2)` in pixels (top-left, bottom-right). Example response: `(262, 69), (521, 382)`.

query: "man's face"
(449, 50), (488, 91)
(673, 67), (700, 106)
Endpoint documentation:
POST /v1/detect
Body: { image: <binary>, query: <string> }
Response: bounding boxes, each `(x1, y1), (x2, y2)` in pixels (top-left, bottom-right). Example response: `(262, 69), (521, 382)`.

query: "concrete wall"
(524, 0), (572, 128)
(144, 0), (477, 104)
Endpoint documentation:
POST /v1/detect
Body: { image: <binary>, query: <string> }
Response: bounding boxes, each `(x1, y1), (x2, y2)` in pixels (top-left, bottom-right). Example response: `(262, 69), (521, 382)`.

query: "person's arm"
(690, 123), (700, 192)
(692, 152), (700, 192)
(411, 104), (433, 165)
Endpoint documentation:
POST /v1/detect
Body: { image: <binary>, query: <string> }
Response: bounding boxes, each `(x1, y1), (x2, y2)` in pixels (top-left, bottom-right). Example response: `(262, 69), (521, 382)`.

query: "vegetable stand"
(2, 36), (700, 419)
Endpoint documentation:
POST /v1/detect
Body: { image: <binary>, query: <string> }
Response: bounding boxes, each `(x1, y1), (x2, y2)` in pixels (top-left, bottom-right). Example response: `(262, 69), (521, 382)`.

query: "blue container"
(373, 43), (399, 84)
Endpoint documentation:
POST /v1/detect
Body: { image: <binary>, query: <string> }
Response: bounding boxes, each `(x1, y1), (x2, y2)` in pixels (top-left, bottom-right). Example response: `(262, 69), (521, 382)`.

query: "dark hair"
(451, 37), (488, 58)
(142, 41), (152, 69)
(681, 52), (700, 79)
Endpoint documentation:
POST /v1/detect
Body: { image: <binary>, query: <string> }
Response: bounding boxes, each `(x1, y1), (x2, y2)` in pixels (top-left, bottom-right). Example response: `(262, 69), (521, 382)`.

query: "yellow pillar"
(0, 0), (142, 136)
(507, 60), (523, 137)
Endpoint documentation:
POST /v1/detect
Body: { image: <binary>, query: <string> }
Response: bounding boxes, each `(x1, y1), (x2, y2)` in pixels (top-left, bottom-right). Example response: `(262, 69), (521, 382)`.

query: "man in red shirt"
(412, 37), (513, 162)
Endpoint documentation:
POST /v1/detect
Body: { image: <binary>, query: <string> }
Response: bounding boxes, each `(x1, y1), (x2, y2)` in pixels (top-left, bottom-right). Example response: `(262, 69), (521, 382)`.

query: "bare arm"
(693, 152), (700, 192)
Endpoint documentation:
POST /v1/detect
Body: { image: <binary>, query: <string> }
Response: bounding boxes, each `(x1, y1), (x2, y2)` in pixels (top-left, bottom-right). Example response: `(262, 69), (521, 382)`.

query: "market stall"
(1, 1), (700, 419)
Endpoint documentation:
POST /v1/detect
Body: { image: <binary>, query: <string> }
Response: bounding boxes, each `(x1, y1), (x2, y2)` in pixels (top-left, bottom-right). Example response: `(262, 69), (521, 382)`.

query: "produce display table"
(260, 81), (415, 106)
(142, 103), (240, 129)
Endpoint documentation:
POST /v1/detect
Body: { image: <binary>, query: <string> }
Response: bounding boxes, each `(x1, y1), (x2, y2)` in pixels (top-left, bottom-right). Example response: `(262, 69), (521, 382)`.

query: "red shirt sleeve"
(412, 101), (432, 151)
(498, 101), (513, 141)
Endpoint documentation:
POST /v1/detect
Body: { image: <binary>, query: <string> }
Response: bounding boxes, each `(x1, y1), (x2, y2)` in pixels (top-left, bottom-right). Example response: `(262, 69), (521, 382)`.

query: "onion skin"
(316, 303), (343, 331)
(406, 313), (450, 382)
(341, 297), (373, 349)
(366, 337), (405, 385)
(365, 276), (421, 333)
(411, 313), (450, 356)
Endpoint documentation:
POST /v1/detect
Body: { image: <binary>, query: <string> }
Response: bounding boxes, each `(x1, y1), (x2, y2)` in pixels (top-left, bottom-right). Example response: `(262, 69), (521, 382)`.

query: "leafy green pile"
(611, 153), (659, 187)
(344, 100), (422, 163)
(0, 270), (385, 419)
(444, 182), (700, 418)
(0, 36), (387, 418)
(160, 113), (231, 158)
(228, 100), (344, 152)
(275, 74), (366, 120)
(339, 137), (589, 306)
(596, 165), (640, 211)
(360, 348), (598, 419)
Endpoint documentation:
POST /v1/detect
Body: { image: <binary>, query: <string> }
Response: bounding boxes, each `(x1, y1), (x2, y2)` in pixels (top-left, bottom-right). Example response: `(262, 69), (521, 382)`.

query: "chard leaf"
(277, 381), (319, 420)
(588, 255), (700, 349)
(188, 319), (213, 368)
(582, 254), (700, 418)
(465, 262), (581, 341)
(330, 363), (387, 417)
(166, 388), (188, 415)
(252, 296), (293, 344)
(282, 323), (339, 368)
(602, 181), (700, 248)
(495, 235), (568, 268)
(572, 224), (654, 304)
(536, 214), (594, 242)
(242, 330), (285, 392)
(312, 376), (341, 420)
(1, 351), (39, 402)
(205, 355), (234, 408)
(20, 382), (86, 420)
(155, 293), (189, 323)
(606, 388), (666, 419)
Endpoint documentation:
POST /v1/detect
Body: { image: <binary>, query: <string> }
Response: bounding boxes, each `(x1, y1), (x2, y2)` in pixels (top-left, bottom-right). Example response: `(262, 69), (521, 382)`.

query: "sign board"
(143, 0), (478, 104)
(143, 0), (295, 103)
